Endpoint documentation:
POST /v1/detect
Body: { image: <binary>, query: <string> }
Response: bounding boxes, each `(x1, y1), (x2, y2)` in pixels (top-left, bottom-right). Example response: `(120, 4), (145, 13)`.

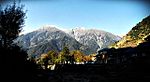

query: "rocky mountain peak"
(37, 25), (60, 32)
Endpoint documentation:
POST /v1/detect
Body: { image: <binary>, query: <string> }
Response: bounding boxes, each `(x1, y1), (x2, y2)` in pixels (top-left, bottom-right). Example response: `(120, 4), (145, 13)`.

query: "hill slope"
(111, 15), (150, 48)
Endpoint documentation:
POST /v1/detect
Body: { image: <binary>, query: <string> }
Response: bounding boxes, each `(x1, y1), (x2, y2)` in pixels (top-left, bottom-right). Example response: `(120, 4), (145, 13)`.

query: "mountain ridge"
(15, 26), (121, 56)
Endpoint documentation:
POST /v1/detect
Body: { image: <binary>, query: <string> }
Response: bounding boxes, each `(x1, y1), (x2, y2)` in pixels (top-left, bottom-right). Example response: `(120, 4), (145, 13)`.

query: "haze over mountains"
(15, 26), (121, 56)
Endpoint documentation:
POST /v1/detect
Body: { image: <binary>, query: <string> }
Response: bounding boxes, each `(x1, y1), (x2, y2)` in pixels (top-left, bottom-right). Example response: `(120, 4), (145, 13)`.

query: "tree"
(58, 51), (65, 64)
(0, 3), (26, 47)
(82, 55), (92, 63)
(0, 3), (48, 82)
(62, 46), (70, 55)
(47, 50), (58, 64)
(61, 47), (70, 64)
(40, 54), (49, 69)
(70, 50), (84, 63)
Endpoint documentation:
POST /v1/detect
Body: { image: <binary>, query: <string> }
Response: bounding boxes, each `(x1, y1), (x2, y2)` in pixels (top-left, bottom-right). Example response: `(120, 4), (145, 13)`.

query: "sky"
(2, 0), (150, 36)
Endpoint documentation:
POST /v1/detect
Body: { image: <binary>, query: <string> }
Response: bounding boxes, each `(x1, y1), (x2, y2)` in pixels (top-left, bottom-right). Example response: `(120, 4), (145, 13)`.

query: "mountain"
(15, 26), (120, 56)
(111, 15), (150, 48)
(68, 28), (121, 53)
(15, 26), (89, 56)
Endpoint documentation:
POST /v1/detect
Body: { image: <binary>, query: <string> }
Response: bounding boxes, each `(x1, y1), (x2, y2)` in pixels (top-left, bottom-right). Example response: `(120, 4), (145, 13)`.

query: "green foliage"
(58, 51), (66, 63)
(62, 46), (70, 55)
(37, 47), (97, 67)
(47, 50), (58, 64)
(60, 46), (70, 63)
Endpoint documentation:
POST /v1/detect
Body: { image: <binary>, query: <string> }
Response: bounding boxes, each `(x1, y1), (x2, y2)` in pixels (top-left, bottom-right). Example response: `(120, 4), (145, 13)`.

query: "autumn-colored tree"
(70, 50), (84, 63)
(82, 55), (92, 63)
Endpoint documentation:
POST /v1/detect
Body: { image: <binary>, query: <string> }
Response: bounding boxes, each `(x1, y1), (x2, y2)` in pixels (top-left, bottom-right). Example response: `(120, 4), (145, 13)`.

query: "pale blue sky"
(4, 0), (150, 36)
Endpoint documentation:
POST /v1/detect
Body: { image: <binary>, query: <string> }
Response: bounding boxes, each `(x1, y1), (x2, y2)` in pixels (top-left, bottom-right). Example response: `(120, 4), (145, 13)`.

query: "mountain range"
(14, 26), (121, 56)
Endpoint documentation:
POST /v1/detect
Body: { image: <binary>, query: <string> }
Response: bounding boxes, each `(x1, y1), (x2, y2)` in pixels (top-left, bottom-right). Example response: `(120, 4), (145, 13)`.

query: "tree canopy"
(0, 3), (26, 47)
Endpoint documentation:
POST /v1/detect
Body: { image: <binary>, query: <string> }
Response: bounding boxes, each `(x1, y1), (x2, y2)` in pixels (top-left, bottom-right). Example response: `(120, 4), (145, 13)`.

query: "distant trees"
(36, 50), (98, 71)
(0, 3), (26, 47)
(38, 50), (59, 69)
(37, 46), (96, 69)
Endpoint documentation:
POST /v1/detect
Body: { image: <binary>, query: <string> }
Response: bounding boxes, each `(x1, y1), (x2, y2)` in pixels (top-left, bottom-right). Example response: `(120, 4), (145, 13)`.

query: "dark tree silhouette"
(0, 3), (48, 82)
(0, 3), (26, 47)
